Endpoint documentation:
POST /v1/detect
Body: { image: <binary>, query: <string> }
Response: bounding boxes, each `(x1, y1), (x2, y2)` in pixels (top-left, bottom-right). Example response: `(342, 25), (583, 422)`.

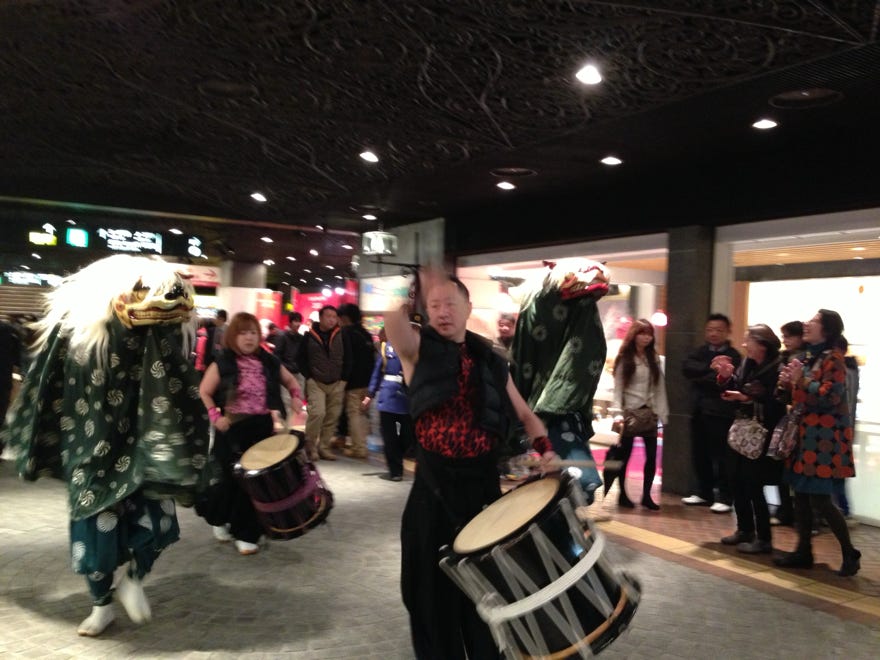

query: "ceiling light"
(303, 268), (312, 274)
(752, 118), (777, 130)
(281, 281), (289, 286)
(363, 214), (377, 220)
(263, 259), (275, 266)
(300, 278), (307, 283)
(169, 228), (183, 235)
(309, 249), (319, 256)
(20, 264), (30, 270)
(359, 151), (379, 163)
(261, 236), (273, 243)
(326, 265), (334, 270)
(769, 87), (843, 109)
(342, 244), (353, 250)
(316, 224), (324, 231)
(251, 192), (267, 202)
(490, 167), (537, 178)
(286, 255), (296, 261)
(575, 64), (602, 85)
(496, 181), (516, 190)
(853, 256), (864, 260)
(851, 246), (866, 251)
(601, 156), (622, 166)
(335, 275), (343, 280)
(316, 277), (323, 282)
(284, 271), (291, 276)
(31, 253), (41, 259)
(66, 218), (76, 225)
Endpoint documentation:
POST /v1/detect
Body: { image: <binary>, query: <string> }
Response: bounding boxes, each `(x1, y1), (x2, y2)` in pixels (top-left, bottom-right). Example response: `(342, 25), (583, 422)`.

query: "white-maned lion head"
(33, 255), (197, 366)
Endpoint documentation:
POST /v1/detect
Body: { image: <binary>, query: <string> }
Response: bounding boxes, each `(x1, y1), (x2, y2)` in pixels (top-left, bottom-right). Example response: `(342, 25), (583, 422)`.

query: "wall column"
(662, 225), (715, 495)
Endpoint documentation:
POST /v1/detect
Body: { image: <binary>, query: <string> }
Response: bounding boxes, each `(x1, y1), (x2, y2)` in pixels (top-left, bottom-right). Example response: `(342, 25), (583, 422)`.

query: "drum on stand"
(234, 429), (334, 540)
(440, 471), (640, 659)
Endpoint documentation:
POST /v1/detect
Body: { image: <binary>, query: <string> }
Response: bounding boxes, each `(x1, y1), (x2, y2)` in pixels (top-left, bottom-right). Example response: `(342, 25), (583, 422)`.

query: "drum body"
(440, 472), (640, 659)
(233, 430), (333, 540)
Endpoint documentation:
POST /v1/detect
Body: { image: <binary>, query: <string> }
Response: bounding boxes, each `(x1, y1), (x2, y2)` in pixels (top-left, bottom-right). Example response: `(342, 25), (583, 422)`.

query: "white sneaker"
(681, 495), (708, 506)
(710, 502), (732, 513)
(235, 540), (259, 555)
(213, 525), (233, 542)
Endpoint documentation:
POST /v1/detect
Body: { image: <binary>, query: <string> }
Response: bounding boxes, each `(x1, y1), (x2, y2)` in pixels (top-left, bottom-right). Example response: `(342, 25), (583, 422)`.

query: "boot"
(641, 496), (659, 511)
(837, 548), (862, 577)
(602, 469), (617, 497)
(618, 490), (635, 509)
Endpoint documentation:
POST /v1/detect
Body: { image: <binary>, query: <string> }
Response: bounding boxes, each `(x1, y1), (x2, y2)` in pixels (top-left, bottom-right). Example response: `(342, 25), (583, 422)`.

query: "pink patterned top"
(226, 354), (270, 415)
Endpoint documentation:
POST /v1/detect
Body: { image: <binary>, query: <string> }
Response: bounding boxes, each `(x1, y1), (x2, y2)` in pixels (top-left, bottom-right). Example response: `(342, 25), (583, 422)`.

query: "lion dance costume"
(0, 255), (209, 636)
(511, 259), (610, 500)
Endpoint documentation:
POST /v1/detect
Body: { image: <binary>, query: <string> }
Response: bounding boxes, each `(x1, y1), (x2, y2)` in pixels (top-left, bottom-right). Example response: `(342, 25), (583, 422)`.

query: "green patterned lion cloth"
(2, 318), (209, 520)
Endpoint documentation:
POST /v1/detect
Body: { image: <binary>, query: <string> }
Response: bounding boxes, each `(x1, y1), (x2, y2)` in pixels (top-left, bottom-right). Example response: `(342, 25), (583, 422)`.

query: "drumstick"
(519, 458), (623, 471)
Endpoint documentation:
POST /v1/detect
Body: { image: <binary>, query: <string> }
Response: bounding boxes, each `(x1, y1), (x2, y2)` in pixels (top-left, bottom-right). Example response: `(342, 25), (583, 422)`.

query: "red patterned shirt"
(415, 343), (495, 458)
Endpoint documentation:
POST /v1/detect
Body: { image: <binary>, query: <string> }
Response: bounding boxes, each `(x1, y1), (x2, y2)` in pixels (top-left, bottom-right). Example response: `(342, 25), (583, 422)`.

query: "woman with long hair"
(609, 319), (668, 510)
(774, 309), (861, 576)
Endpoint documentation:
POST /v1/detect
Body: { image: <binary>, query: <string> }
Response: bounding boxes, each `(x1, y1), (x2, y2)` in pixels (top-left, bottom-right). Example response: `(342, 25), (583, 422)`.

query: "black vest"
(408, 326), (512, 440)
(214, 348), (284, 416)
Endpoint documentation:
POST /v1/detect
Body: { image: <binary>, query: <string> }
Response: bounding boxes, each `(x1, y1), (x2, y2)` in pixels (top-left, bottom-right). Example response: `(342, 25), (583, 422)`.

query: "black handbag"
(623, 407), (658, 436)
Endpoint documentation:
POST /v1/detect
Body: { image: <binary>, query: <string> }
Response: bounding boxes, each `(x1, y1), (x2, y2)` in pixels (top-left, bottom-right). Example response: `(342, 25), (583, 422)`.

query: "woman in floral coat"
(774, 309), (860, 576)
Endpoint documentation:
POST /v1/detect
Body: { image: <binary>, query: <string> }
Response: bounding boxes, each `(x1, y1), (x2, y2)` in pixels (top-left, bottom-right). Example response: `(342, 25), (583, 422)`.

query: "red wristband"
(531, 435), (552, 455)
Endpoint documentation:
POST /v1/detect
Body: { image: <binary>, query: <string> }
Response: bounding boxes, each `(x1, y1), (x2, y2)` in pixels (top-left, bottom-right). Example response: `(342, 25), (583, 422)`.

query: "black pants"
(214, 414), (274, 543)
(617, 432), (658, 501)
(690, 413), (733, 503)
(401, 449), (502, 660)
(380, 411), (415, 478)
(725, 446), (771, 542)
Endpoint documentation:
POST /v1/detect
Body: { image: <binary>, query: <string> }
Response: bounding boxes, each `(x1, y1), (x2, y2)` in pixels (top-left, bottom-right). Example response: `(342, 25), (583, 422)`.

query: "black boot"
(773, 549), (814, 569)
(838, 548), (862, 577)
(641, 495), (659, 511)
(618, 490), (635, 509)
(602, 469), (617, 497)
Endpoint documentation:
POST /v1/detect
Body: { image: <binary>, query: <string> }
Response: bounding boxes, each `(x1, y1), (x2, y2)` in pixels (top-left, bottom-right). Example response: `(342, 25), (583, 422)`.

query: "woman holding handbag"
(713, 324), (785, 554)
(608, 319), (668, 510)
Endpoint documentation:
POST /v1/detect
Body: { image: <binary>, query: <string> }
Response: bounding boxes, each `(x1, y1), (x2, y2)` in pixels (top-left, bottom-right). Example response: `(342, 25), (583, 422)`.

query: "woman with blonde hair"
(609, 319), (668, 510)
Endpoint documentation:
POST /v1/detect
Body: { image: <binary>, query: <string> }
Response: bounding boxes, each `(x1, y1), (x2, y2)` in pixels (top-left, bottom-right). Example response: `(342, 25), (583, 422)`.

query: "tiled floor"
(593, 475), (880, 624)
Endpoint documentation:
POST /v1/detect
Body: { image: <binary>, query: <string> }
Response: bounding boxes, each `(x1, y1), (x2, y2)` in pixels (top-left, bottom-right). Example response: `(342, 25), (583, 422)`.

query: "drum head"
(239, 433), (300, 471)
(453, 475), (561, 554)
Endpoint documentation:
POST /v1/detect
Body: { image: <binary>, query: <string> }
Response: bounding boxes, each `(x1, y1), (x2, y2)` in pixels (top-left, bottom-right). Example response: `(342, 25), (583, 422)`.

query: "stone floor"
(1, 452), (879, 659)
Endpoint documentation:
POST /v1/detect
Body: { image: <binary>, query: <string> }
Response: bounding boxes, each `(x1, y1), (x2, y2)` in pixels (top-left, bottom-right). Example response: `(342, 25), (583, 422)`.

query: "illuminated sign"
(3, 271), (63, 287)
(362, 231), (398, 256)
(97, 228), (163, 254)
(65, 227), (89, 248)
(28, 231), (57, 246)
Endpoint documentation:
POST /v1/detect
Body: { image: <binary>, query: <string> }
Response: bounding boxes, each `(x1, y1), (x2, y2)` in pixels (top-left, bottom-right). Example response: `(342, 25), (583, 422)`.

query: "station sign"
(96, 228), (163, 254)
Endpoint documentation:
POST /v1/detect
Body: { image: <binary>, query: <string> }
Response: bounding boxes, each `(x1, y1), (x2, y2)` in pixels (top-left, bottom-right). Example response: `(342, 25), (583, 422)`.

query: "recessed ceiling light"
(496, 181), (516, 190)
(281, 281), (289, 286)
(853, 256), (865, 260)
(752, 118), (777, 130)
(261, 236), (273, 243)
(169, 228), (183, 235)
(31, 253), (41, 260)
(300, 278), (307, 283)
(769, 87), (843, 109)
(316, 277), (323, 282)
(286, 255), (296, 261)
(303, 268), (312, 274)
(342, 244), (353, 250)
(309, 249), (319, 256)
(601, 156), (622, 166)
(575, 64), (602, 85)
(66, 218), (76, 225)
(490, 167), (537, 178)
(251, 192), (267, 202)
(283, 271), (291, 276)
(335, 275), (343, 280)
(263, 259), (275, 266)
(776, 252), (790, 257)
(20, 264), (30, 270)
(363, 214), (377, 220)
(851, 246), (866, 251)
(359, 151), (379, 163)
(326, 265), (334, 270)
(316, 224), (324, 231)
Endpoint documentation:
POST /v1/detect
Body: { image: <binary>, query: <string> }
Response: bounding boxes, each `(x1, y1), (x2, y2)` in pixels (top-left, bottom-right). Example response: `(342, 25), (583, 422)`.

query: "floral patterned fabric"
(785, 347), (855, 494)
(2, 318), (209, 520)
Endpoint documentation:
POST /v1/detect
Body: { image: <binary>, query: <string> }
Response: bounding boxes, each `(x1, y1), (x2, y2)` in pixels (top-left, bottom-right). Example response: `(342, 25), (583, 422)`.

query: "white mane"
(31, 254), (197, 366)
(510, 258), (610, 308)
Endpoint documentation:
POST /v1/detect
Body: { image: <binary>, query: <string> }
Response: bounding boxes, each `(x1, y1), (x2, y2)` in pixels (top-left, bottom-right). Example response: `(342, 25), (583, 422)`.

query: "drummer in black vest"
(385, 267), (553, 660)
(199, 312), (303, 556)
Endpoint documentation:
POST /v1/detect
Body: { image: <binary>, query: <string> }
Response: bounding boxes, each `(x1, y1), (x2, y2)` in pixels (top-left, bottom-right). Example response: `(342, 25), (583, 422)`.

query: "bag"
(727, 416), (767, 460)
(767, 405), (803, 460)
(623, 407), (658, 436)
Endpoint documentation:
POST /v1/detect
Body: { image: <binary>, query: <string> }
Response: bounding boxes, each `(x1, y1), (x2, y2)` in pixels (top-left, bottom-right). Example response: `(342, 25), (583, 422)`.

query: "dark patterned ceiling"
(2, 1), (879, 286)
